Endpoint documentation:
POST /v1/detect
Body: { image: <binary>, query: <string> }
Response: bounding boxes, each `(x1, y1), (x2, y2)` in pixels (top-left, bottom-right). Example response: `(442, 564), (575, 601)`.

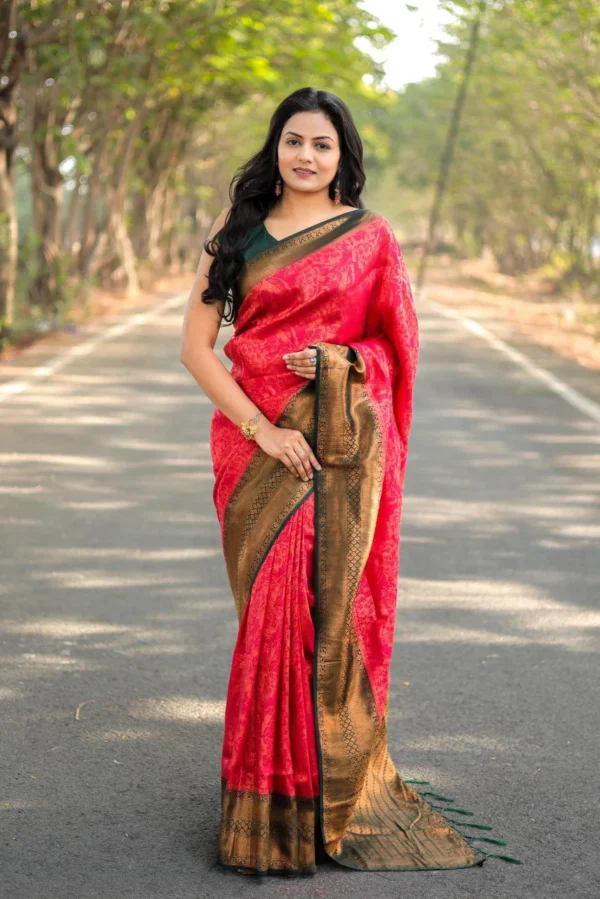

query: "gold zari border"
(218, 777), (318, 874)
(310, 343), (481, 871)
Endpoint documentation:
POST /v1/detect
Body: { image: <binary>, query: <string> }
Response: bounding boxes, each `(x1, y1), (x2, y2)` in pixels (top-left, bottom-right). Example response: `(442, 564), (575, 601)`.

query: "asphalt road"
(1, 291), (599, 899)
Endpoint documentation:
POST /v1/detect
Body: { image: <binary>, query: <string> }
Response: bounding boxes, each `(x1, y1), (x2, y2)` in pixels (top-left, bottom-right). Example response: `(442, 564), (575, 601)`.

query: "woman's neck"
(270, 192), (340, 223)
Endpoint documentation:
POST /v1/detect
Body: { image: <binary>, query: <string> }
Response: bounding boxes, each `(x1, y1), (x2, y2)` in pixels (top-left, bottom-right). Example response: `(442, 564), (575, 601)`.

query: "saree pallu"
(209, 209), (484, 875)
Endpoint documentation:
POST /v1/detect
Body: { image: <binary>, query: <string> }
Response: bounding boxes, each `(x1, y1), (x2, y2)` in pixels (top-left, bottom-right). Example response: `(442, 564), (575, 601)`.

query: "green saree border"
(311, 343), (328, 869)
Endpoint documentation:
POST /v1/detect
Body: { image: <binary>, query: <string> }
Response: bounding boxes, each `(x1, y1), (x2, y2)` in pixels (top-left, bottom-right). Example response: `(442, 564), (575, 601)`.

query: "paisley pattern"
(210, 211), (484, 875)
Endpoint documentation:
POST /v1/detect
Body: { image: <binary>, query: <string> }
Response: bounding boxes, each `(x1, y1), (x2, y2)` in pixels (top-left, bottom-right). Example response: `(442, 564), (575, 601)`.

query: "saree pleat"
(210, 208), (486, 875)
(218, 492), (320, 873)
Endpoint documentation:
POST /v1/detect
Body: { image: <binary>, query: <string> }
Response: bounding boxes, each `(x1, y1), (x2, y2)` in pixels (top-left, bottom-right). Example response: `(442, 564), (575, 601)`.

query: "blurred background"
(1, 0), (599, 365)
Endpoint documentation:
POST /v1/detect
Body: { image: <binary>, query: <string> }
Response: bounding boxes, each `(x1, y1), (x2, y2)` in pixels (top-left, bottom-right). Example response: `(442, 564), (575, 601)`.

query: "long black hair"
(201, 87), (366, 326)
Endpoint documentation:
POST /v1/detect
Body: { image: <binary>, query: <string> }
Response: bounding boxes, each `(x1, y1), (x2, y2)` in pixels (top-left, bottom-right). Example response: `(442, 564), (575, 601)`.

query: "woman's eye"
(286, 139), (330, 150)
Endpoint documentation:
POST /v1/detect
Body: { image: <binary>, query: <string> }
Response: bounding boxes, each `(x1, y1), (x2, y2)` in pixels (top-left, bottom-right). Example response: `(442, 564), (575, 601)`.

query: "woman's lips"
(293, 168), (315, 176)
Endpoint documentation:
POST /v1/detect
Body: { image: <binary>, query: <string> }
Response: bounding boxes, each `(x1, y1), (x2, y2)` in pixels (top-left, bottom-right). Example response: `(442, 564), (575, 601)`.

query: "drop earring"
(334, 180), (341, 204)
(274, 178), (282, 196)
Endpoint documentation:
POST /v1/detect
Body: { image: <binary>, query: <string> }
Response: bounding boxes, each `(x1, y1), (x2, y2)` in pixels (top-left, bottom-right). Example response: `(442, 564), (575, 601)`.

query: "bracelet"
(239, 409), (263, 441)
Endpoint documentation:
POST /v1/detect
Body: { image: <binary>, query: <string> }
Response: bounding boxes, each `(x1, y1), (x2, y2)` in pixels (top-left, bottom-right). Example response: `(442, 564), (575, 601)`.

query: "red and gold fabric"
(209, 209), (485, 875)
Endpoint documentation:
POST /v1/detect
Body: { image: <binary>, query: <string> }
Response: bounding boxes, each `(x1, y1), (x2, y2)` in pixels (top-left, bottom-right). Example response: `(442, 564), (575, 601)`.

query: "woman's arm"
(180, 206), (269, 434)
(180, 207), (321, 480)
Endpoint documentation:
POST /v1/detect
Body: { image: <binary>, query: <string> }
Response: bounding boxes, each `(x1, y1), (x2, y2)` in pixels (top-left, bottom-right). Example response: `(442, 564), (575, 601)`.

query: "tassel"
(470, 836), (507, 846)
(408, 781), (521, 865)
(486, 853), (523, 865)
(430, 805), (475, 816)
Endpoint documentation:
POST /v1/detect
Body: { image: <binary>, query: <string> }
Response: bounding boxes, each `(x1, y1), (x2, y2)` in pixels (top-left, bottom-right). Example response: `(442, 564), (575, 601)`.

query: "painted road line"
(3, 286), (599, 430)
(0, 292), (188, 401)
(426, 294), (600, 428)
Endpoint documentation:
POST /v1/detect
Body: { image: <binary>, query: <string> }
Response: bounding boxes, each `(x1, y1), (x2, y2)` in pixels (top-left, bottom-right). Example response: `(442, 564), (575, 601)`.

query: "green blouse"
(240, 222), (276, 264)
(240, 210), (366, 264)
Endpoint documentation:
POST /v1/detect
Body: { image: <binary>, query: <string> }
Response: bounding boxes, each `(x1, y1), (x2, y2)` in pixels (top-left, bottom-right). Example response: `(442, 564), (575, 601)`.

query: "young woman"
(180, 87), (487, 877)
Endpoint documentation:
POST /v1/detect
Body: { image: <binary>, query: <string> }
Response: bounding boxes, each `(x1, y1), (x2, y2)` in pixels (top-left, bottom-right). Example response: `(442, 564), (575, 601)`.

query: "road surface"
(1, 290), (599, 898)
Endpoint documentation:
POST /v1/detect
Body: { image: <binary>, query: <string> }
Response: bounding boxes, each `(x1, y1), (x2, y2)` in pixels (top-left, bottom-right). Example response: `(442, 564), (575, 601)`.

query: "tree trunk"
(29, 89), (64, 311)
(86, 117), (141, 294)
(415, 0), (487, 296)
(130, 107), (178, 261)
(0, 125), (18, 326)
(162, 187), (178, 271)
(146, 177), (169, 264)
(78, 134), (108, 278)
(0, 13), (24, 326)
(63, 182), (82, 258)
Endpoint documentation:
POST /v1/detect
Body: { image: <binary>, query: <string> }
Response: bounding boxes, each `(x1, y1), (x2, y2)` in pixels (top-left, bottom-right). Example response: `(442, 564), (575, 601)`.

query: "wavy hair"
(201, 87), (366, 326)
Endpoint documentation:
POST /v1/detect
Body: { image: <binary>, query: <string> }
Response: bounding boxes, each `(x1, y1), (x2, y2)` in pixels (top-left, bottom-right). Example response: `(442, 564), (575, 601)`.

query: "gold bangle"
(239, 410), (263, 440)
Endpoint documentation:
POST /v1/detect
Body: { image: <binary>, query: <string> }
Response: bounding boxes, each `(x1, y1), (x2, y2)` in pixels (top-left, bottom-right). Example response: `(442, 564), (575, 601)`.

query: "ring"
(310, 356), (316, 365)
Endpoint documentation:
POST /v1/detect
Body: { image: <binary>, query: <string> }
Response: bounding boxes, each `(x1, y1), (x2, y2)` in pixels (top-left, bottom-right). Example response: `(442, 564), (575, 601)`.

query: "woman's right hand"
(254, 419), (322, 481)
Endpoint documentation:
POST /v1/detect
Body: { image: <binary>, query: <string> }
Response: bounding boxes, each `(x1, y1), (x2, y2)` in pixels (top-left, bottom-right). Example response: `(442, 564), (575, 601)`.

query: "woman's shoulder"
(359, 209), (400, 247)
(206, 205), (232, 241)
(359, 212), (407, 272)
(368, 210), (396, 233)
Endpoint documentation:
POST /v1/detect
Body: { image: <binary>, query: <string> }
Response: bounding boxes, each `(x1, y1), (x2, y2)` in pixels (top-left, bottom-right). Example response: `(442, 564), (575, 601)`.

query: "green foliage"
(7, 0), (599, 337)
(385, 0), (600, 288)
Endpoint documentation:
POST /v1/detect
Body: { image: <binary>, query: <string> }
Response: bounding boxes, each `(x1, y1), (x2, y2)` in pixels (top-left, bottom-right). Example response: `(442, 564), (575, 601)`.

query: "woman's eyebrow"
(283, 130), (336, 141)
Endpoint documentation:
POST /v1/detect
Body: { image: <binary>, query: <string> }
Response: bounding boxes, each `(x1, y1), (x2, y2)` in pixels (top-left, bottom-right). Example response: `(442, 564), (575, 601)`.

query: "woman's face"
(276, 110), (342, 197)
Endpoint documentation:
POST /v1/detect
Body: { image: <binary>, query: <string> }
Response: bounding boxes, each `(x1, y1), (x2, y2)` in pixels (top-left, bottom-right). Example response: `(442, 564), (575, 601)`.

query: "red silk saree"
(209, 208), (485, 875)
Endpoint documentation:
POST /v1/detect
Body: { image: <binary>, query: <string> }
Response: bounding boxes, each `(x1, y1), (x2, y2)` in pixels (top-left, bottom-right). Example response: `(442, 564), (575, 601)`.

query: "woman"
(180, 87), (509, 877)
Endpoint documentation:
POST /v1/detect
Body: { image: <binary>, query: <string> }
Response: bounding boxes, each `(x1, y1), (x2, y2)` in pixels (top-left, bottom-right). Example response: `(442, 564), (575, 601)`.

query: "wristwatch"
(239, 410), (263, 441)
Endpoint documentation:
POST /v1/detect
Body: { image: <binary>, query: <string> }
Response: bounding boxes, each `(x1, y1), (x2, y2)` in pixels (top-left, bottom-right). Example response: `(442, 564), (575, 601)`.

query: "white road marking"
(0, 292), (187, 401)
(2, 287), (599, 430)
(426, 295), (600, 427)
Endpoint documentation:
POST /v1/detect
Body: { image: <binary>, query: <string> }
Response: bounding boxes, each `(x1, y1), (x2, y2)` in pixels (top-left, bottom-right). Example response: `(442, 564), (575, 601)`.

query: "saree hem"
(218, 776), (319, 874)
(216, 862), (318, 877)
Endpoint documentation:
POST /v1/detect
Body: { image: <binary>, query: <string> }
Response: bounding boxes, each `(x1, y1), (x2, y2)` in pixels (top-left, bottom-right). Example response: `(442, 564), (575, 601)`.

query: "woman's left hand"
(282, 348), (317, 380)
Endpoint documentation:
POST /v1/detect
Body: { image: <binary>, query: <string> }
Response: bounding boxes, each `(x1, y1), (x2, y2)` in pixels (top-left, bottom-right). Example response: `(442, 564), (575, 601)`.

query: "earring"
(333, 180), (341, 204)
(274, 178), (282, 196)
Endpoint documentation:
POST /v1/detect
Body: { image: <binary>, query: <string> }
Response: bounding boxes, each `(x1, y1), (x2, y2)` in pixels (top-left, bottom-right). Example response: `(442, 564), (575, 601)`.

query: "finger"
(292, 359), (315, 368)
(285, 358), (312, 368)
(287, 444), (311, 479)
(296, 438), (322, 473)
(284, 452), (309, 480)
(285, 348), (313, 360)
(290, 445), (313, 479)
(280, 455), (301, 478)
(287, 360), (316, 372)
(310, 452), (322, 471)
